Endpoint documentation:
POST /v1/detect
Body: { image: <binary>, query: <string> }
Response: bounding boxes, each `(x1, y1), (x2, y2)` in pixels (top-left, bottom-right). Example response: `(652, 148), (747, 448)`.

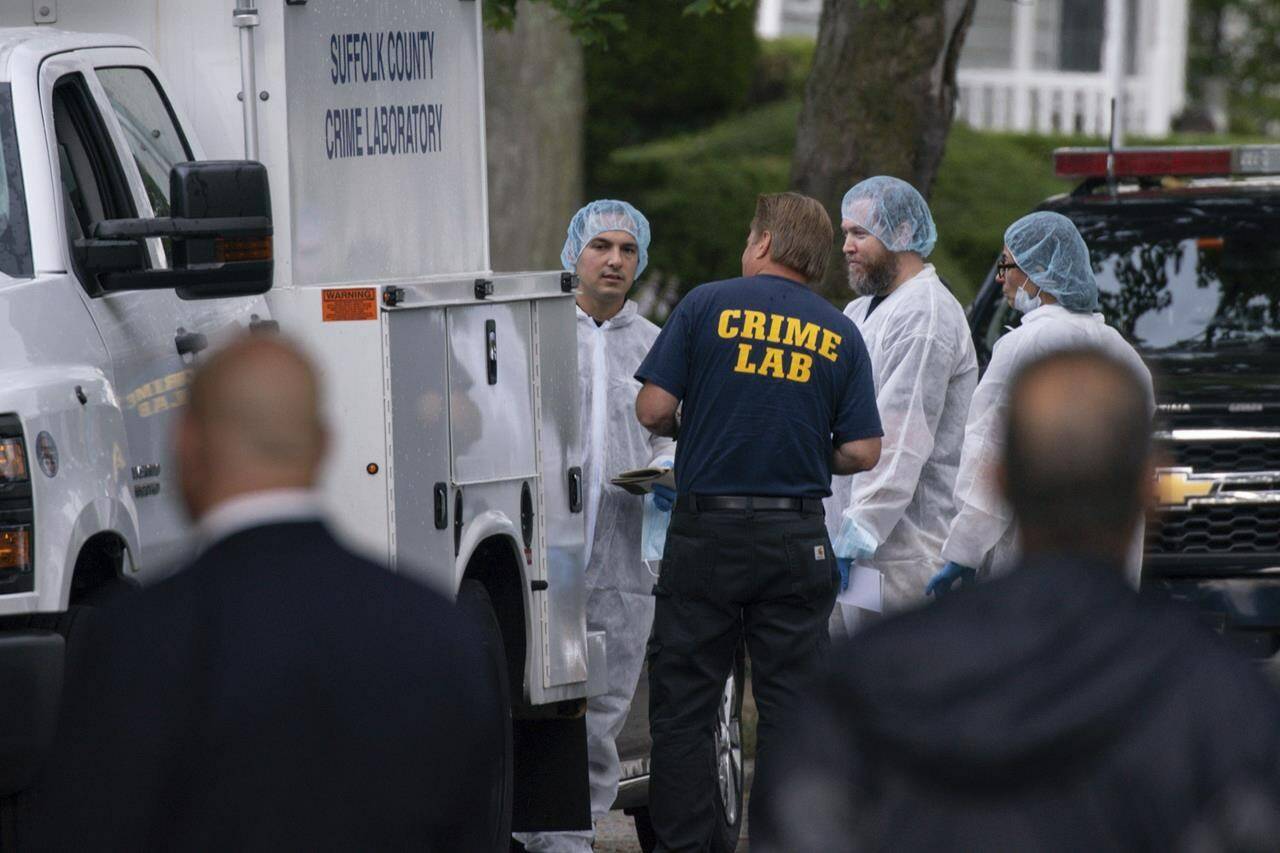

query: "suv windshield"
(0, 84), (33, 279)
(1079, 202), (1280, 353)
(977, 199), (1280, 359)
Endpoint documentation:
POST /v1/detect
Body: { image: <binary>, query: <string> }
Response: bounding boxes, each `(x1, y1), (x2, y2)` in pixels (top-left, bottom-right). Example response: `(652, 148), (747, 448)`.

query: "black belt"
(676, 495), (825, 514)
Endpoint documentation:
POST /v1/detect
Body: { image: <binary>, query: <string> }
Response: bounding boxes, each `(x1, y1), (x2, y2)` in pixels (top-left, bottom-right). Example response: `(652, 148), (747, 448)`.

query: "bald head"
(177, 335), (328, 521)
(1002, 349), (1153, 563)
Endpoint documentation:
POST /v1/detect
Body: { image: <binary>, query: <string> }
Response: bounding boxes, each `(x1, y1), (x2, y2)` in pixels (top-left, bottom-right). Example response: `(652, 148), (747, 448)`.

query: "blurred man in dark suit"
(34, 335), (504, 851)
(753, 348), (1280, 852)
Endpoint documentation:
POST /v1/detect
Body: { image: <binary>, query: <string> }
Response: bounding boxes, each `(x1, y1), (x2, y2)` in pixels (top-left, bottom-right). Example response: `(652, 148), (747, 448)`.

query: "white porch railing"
(956, 69), (1161, 138)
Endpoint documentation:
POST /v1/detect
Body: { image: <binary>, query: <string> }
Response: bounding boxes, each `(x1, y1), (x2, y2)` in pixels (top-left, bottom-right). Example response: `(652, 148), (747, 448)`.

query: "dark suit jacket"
(753, 555), (1280, 852)
(30, 520), (501, 852)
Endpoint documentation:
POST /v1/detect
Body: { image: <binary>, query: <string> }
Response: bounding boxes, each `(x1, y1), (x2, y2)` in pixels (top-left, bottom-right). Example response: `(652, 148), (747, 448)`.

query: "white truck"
(0, 0), (598, 841)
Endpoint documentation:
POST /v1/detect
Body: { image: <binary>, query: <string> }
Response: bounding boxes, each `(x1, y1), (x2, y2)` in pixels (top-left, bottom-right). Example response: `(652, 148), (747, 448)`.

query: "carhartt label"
(814, 545), (826, 561)
(322, 287), (378, 321)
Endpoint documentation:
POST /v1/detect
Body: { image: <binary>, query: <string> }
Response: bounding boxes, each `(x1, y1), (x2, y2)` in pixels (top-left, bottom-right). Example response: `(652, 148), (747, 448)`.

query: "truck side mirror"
(75, 160), (273, 299)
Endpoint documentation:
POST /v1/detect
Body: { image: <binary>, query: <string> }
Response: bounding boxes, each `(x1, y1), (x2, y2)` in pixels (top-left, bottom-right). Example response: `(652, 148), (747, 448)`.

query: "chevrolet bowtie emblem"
(1155, 469), (1216, 508)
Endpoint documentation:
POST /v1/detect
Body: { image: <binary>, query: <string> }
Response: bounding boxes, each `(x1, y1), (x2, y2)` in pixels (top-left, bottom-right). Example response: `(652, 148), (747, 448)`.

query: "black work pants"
(647, 503), (837, 852)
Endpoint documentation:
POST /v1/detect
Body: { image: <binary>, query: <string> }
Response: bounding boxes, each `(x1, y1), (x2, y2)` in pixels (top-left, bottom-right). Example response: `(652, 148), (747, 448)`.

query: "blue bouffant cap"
(1004, 211), (1099, 313)
(840, 176), (937, 257)
(561, 199), (651, 277)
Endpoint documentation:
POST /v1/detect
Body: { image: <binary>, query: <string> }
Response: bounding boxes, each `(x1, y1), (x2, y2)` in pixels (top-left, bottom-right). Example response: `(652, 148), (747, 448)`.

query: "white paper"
(836, 563), (883, 613)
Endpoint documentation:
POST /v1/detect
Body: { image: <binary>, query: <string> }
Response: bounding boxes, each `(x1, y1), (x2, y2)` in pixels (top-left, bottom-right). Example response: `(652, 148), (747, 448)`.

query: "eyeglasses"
(995, 259), (1020, 277)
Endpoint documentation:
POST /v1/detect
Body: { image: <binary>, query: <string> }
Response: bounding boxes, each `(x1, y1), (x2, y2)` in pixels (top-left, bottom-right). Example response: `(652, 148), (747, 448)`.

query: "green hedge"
(749, 37), (815, 105)
(583, 1), (759, 186)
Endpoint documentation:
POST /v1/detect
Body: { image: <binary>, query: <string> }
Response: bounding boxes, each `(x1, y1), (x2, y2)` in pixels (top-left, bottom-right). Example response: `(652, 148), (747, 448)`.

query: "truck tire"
(633, 645), (746, 853)
(455, 580), (514, 851)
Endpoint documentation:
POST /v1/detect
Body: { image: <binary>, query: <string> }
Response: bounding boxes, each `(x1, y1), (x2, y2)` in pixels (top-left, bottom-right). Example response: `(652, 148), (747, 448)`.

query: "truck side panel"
(281, 0), (490, 285)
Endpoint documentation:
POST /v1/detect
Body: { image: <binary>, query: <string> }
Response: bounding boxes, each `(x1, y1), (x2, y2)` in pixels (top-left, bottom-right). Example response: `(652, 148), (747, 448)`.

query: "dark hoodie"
(753, 556), (1280, 852)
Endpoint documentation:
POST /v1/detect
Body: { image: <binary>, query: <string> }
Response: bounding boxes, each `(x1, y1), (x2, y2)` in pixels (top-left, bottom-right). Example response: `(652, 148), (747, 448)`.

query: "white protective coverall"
(520, 299), (674, 852)
(939, 303), (1154, 584)
(824, 265), (978, 626)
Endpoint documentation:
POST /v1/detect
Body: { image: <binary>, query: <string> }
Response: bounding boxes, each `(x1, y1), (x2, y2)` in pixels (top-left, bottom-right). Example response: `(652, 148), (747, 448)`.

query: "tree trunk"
(484, 2), (585, 272)
(791, 0), (976, 299)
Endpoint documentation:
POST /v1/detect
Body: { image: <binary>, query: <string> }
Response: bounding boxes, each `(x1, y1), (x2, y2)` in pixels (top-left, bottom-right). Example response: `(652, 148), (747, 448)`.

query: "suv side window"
(970, 276), (1019, 370)
(94, 67), (192, 217)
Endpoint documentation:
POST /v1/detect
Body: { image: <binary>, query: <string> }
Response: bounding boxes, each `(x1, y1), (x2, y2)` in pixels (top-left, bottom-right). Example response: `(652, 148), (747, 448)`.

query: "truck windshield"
(0, 84), (33, 278)
(1079, 202), (1280, 354)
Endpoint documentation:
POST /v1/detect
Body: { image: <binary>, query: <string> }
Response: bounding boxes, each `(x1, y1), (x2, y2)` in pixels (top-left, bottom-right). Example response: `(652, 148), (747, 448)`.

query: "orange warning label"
(322, 287), (378, 322)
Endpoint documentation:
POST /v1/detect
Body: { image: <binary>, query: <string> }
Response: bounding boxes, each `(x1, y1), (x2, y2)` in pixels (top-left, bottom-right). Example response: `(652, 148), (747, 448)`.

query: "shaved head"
(177, 335), (328, 521)
(1002, 349), (1153, 563)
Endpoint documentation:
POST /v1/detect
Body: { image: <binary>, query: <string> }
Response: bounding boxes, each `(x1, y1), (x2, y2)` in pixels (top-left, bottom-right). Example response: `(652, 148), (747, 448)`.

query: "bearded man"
(826, 176), (978, 630)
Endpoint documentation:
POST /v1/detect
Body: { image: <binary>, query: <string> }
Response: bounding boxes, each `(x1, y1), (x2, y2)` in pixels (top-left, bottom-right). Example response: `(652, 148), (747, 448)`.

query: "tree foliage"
(1188, 0), (1280, 133)
(484, 0), (753, 46)
(582, 0), (760, 186)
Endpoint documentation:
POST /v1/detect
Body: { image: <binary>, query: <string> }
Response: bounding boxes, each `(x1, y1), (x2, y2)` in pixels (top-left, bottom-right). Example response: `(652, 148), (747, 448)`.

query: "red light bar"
(1054, 147), (1233, 179)
(1054, 145), (1280, 180)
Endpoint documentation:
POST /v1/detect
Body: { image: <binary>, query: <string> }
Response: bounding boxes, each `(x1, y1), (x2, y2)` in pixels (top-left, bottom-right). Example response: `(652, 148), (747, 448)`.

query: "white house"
(756, 0), (1190, 138)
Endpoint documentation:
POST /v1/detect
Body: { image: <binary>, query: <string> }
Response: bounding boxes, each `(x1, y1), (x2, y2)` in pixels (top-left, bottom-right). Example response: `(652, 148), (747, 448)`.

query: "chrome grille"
(1148, 505), (1280, 555)
(1168, 441), (1280, 474)
(1151, 429), (1280, 560)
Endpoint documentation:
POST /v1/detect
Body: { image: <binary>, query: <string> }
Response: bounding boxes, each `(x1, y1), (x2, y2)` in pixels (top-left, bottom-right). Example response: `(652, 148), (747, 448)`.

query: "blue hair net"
(561, 199), (651, 278)
(1004, 211), (1099, 313)
(840, 176), (937, 257)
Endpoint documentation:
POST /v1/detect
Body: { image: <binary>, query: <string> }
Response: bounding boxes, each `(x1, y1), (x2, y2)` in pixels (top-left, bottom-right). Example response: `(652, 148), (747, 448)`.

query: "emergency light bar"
(1054, 145), (1280, 180)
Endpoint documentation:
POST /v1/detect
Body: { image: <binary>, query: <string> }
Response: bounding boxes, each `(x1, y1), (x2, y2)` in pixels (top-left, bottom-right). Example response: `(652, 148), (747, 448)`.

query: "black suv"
(967, 145), (1280, 656)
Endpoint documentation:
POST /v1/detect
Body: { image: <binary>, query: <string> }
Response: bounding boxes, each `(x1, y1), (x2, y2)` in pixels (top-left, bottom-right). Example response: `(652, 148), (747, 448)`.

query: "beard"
(848, 251), (899, 298)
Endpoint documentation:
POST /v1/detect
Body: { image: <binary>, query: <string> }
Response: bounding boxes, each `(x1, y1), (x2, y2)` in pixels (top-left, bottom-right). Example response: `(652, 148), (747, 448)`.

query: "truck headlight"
(0, 418), (34, 593)
(0, 526), (32, 577)
(0, 437), (27, 482)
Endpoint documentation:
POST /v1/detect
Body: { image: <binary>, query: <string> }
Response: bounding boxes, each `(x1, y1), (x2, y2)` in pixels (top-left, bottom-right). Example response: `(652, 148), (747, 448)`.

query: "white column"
(1164, 0), (1191, 128)
(1010, 0), (1036, 132)
(1103, 0), (1128, 140)
(1137, 0), (1165, 136)
(756, 0), (784, 39)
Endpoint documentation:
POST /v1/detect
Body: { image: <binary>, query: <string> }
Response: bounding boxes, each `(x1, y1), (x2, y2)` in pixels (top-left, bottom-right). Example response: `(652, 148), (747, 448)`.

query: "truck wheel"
(455, 580), (514, 851)
(633, 646), (745, 853)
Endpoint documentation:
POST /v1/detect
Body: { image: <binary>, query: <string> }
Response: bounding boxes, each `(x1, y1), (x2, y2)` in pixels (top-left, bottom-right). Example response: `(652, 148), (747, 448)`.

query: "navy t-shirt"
(636, 274), (881, 498)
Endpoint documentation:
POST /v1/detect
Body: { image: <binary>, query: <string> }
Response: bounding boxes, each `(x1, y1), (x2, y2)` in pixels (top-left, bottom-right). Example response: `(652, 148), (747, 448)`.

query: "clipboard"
(609, 466), (675, 496)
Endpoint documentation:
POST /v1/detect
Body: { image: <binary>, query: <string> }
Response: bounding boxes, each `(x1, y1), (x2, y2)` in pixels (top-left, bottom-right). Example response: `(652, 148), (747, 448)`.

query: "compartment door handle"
(433, 482), (448, 530)
(485, 319), (498, 385)
(568, 466), (583, 513)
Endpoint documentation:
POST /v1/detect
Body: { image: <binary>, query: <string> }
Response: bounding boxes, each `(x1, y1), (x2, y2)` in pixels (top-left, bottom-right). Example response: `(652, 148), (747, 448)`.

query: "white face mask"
(1013, 282), (1042, 314)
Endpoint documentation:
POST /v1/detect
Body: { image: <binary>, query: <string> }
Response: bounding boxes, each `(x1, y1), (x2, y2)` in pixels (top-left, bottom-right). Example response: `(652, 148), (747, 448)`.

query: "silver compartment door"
(531, 294), (589, 688)
(386, 306), (454, 592)
(446, 303), (537, 483)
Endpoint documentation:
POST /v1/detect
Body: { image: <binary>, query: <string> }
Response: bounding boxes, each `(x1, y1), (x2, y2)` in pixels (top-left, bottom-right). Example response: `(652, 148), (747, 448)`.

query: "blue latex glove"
(925, 561), (977, 597)
(836, 557), (852, 592)
(651, 484), (675, 512)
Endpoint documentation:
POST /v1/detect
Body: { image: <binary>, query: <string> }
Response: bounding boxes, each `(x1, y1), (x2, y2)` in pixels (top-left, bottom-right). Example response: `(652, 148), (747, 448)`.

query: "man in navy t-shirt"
(635, 192), (882, 851)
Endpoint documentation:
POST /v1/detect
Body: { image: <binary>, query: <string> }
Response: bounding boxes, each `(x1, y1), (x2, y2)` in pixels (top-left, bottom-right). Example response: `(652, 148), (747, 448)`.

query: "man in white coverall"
(826, 176), (978, 631)
(927, 211), (1153, 595)
(515, 200), (675, 853)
